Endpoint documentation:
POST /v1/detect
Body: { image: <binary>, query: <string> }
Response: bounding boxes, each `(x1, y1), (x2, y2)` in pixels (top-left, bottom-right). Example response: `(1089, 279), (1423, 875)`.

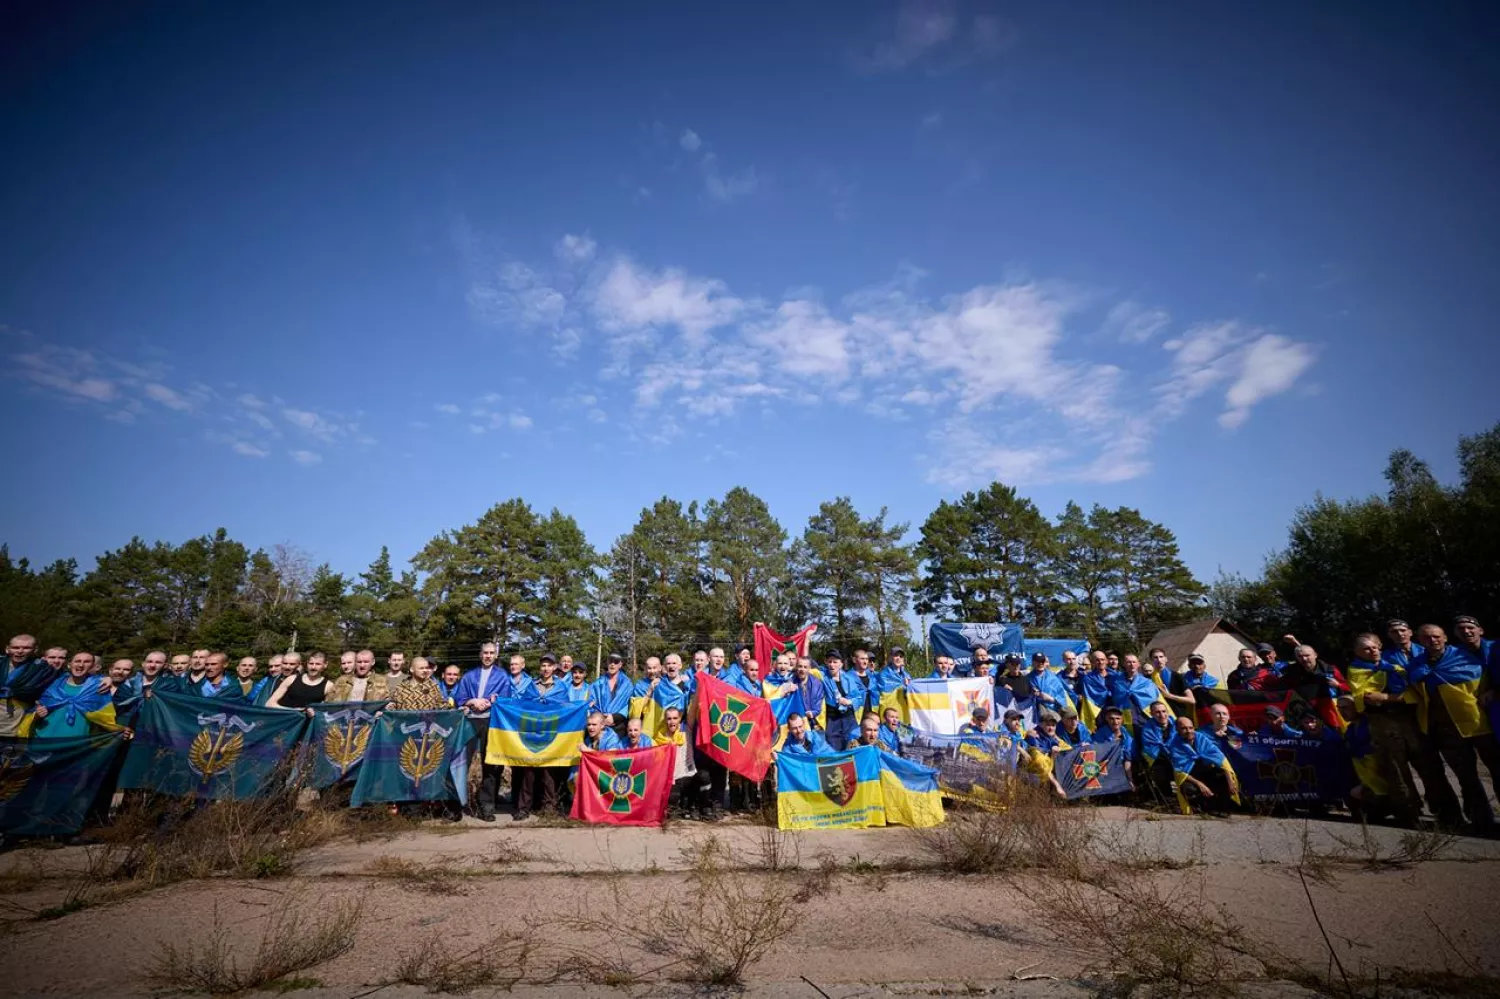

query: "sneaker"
(477, 810), (496, 823)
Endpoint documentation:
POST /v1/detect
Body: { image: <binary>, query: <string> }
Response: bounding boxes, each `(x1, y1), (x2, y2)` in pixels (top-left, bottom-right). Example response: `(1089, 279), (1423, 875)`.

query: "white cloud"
(509, 413), (533, 430)
(1104, 300), (1171, 343)
(702, 157), (761, 203)
(238, 393), (265, 408)
(144, 382), (193, 411)
(481, 392), (503, 404)
(434, 403), (461, 415)
(679, 129), (702, 152)
(1219, 334), (1318, 429)
(593, 257), (746, 343)
(555, 232), (597, 264)
(921, 111), (943, 128)
(233, 442), (269, 458)
(587, 407), (607, 424)
(859, 0), (958, 70)
(13, 347), (119, 402)
(746, 299), (851, 380)
(289, 449), (322, 466)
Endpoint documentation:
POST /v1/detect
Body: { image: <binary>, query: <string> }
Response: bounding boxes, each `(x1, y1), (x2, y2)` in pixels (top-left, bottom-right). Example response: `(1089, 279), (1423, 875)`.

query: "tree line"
(1209, 421), (1500, 656)
(0, 486), (1206, 666)
(13, 422), (1489, 667)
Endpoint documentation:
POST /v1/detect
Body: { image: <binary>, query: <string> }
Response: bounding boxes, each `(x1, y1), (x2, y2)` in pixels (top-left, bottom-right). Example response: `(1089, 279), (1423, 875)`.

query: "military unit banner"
(350, 709), (473, 808)
(1054, 740), (1130, 799)
(1221, 733), (1353, 805)
(1191, 685), (1340, 734)
(119, 691), (308, 800)
(694, 671), (777, 781)
(907, 677), (993, 735)
(753, 622), (817, 676)
(305, 701), (385, 789)
(0, 734), (125, 836)
(899, 732), (1019, 803)
(775, 744), (887, 830)
(570, 744), (675, 827)
(927, 622), (1023, 674)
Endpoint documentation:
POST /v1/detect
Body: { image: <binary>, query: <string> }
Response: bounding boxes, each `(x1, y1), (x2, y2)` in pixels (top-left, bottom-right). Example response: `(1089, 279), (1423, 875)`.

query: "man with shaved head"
(1, 634), (51, 737)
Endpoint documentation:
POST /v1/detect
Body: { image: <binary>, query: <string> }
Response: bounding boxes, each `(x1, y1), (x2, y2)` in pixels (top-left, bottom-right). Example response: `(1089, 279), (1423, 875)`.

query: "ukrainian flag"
(774, 745), (886, 831)
(486, 699), (587, 766)
(1410, 648), (1489, 738)
(630, 681), (688, 742)
(877, 750), (945, 828)
(19, 676), (120, 738)
(877, 686), (911, 725)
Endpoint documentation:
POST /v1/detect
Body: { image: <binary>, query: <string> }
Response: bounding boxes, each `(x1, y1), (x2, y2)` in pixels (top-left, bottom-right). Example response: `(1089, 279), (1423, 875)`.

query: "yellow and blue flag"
(908, 677), (993, 734)
(877, 749), (944, 827)
(630, 680), (688, 742)
(486, 699), (587, 767)
(774, 744), (886, 830)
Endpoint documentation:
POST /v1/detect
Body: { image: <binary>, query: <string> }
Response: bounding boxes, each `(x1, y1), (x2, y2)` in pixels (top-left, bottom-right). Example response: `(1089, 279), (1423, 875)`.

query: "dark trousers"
(512, 766), (534, 815)
(468, 717), (503, 816)
(669, 775), (697, 815)
(1429, 710), (1499, 828)
(825, 713), (855, 751)
(1365, 709), (1424, 822)
(694, 750), (726, 813)
(1183, 760), (1232, 815)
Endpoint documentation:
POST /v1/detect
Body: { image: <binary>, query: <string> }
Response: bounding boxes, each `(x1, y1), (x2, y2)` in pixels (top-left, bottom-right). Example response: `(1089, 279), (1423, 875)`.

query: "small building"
(1144, 617), (1257, 675)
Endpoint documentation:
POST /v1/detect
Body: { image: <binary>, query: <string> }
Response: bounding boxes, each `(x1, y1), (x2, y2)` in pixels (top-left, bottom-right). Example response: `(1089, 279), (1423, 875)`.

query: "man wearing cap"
(822, 651), (858, 750)
(962, 645), (995, 679)
(1056, 705), (1091, 747)
(1383, 620), (1420, 670)
(999, 708), (1028, 744)
(1027, 652), (1075, 714)
(878, 648), (913, 698)
(1256, 705), (1303, 739)
(1228, 647), (1278, 691)
(996, 653), (1031, 699)
(1091, 706), (1135, 788)
(1164, 653), (1219, 711)
(532, 655), (565, 700)
(565, 659), (592, 702)
(1409, 623), (1498, 830)
(958, 706), (992, 734)
(590, 653), (634, 740)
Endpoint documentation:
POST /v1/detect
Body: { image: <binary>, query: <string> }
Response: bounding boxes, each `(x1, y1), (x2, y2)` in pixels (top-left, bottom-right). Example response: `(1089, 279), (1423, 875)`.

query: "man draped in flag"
(1168, 714), (1239, 815)
(590, 653), (634, 740)
(1027, 652), (1075, 714)
(752, 622), (816, 680)
(1409, 622), (1498, 831)
(1078, 650), (1112, 729)
(25, 652), (119, 738)
(1109, 654), (1161, 731)
(821, 651), (859, 750)
(780, 713), (831, 756)
(845, 648), (882, 722)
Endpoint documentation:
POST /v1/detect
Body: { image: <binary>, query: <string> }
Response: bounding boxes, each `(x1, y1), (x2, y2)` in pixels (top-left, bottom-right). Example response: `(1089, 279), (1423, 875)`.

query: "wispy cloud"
(852, 0), (1009, 73)
(1103, 300), (1171, 344)
(289, 450), (322, 466)
(233, 442), (269, 458)
(679, 129), (701, 152)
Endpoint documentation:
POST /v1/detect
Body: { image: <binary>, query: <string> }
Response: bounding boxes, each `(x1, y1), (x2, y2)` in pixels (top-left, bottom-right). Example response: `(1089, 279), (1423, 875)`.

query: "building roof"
(1145, 617), (1257, 669)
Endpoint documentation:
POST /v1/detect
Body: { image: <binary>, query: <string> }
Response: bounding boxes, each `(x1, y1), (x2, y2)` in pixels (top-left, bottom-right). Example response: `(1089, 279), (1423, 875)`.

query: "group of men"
(2, 613), (1497, 833)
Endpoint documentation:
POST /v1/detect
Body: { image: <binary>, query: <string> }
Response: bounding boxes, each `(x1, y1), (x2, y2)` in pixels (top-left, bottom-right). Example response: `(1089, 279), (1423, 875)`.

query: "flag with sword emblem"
(351, 708), (473, 807)
(119, 690), (308, 800)
(304, 702), (386, 788)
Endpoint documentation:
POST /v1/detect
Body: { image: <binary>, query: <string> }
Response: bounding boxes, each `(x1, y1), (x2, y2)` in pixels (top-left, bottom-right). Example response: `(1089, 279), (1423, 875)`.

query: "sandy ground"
(1, 810), (1498, 997)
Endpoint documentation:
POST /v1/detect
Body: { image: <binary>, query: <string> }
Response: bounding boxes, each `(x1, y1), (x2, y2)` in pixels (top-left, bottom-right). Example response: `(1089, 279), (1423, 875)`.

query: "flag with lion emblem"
(351, 708), (473, 807)
(774, 744), (886, 830)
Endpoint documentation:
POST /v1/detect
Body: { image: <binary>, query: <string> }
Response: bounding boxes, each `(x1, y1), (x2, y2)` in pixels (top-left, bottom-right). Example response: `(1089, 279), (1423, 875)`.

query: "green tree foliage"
(606, 498), (718, 660)
(1254, 422), (1500, 653)
(915, 483), (1059, 625)
(703, 487), (789, 643)
(797, 498), (915, 657)
(412, 499), (597, 652)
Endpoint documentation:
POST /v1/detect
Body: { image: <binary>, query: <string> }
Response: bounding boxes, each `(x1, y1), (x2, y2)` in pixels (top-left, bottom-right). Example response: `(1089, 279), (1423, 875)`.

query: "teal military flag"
(350, 708), (473, 807)
(0, 734), (125, 837)
(119, 690), (307, 800)
(303, 702), (386, 789)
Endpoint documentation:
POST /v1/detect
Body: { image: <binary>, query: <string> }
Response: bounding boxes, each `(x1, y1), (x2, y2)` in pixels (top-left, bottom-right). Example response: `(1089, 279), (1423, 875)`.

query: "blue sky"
(2, 1), (1496, 589)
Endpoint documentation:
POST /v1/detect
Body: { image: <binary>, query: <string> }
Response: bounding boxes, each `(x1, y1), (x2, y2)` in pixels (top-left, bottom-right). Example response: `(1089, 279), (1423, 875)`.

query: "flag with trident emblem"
(120, 690), (308, 800)
(352, 708), (474, 807)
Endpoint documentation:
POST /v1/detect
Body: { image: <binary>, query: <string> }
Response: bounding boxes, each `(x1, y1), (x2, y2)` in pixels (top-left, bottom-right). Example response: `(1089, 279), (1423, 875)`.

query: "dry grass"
(144, 893), (362, 994)
(562, 833), (828, 986)
(393, 929), (544, 994)
(915, 776), (1099, 879)
(364, 855), (469, 895)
